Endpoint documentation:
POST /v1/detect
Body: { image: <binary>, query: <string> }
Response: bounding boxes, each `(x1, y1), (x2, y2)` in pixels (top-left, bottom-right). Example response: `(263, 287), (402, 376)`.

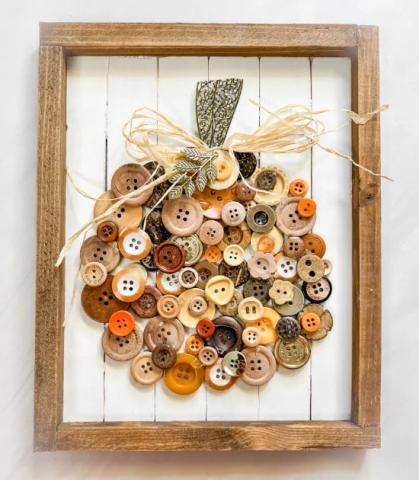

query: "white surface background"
(0, 0), (418, 478)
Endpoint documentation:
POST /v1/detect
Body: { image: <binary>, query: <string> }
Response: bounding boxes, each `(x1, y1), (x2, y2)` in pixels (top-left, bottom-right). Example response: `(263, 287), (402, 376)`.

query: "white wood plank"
(105, 56), (158, 421)
(206, 57), (261, 420)
(258, 57), (312, 420)
(310, 58), (352, 420)
(64, 57), (109, 421)
(154, 57), (208, 421)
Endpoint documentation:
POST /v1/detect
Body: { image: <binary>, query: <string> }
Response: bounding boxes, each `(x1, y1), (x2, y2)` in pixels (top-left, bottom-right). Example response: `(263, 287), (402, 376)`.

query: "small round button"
(131, 286), (161, 318)
(151, 344), (177, 369)
(205, 359), (237, 390)
(235, 181), (255, 202)
(111, 163), (153, 206)
(93, 190), (143, 231)
(157, 295), (181, 319)
(275, 316), (301, 341)
(194, 260), (218, 289)
(185, 335), (205, 355)
(97, 221), (118, 242)
(300, 312), (321, 333)
(198, 346), (218, 366)
(238, 297), (264, 322)
(108, 310), (135, 337)
(189, 295), (208, 316)
(118, 228), (151, 261)
(283, 236), (305, 258)
(303, 233), (326, 258)
(297, 254), (325, 282)
(144, 317), (184, 352)
(164, 353), (204, 395)
(178, 267), (199, 289)
(112, 266), (145, 302)
(154, 241), (186, 273)
(298, 304), (333, 340)
(269, 280), (294, 305)
(302, 277), (332, 303)
(102, 326), (143, 361)
(206, 317), (244, 357)
(161, 197), (203, 236)
(242, 326), (261, 347)
(234, 151), (257, 178)
(274, 335), (311, 369)
(198, 220), (224, 245)
(273, 285), (305, 316)
(246, 204), (276, 233)
(222, 351), (246, 377)
(80, 235), (120, 272)
(178, 288), (216, 328)
(276, 197), (316, 237)
(289, 178), (308, 197)
(203, 245), (222, 263)
(223, 245), (245, 267)
(297, 198), (316, 218)
(221, 201), (246, 226)
(156, 271), (183, 295)
(196, 319), (215, 339)
(248, 252), (277, 280)
(131, 351), (163, 384)
(218, 289), (242, 316)
(172, 234), (203, 266)
(275, 254), (298, 281)
(81, 261), (107, 287)
(241, 346), (276, 386)
(205, 275), (235, 306)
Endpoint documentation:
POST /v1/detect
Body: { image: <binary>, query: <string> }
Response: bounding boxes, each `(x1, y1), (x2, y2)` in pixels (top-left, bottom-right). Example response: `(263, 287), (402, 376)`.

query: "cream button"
(238, 297), (264, 322)
(204, 275), (235, 306)
(242, 326), (261, 347)
(223, 244), (245, 267)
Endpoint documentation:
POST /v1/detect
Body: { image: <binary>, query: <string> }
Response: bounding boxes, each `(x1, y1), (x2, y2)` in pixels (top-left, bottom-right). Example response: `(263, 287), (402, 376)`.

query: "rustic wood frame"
(35, 23), (381, 451)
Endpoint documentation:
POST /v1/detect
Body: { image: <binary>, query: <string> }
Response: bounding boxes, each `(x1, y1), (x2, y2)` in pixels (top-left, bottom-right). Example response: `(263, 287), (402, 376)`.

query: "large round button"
(276, 197), (316, 236)
(154, 241), (186, 273)
(269, 280), (294, 305)
(275, 254), (298, 281)
(111, 163), (152, 206)
(251, 227), (283, 254)
(156, 271), (183, 295)
(223, 245), (245, 267)
(234, 151), (257, 178)
(177, 288), (216, 328)
(283, 236), (305, 259)
(243, 278), (272, 303)
(208, 151), (239, 190)
(194, 260), (218, 289)
(302, 277), (332, 303)
(172, 234), (203, 266)
(157, 295), (181, 319)
(205, 359), (237, 391)
(246, 204), (276, 233)
(164, 353), (204, 395)
(144, 316), (184, 352)
(297, 254), (325, 282)
(93, 190), (143, 231)
(81, 261), (107, 287)
(303, 233), (326, 258)
(80, 236), (120, 272)
(112, 266), (145, 302)
(275, 316), (301, 341)
(274, 335), (311, 369)
(198, 346), (218, 366)
(198, 220), (224, 245)
(218, 289), (242, 316)
(218, 261), (249, 287)
(298, 304), (333, 340)
(248, 252), (277, 279)
(222, 351), (246, 377)
(131, 352), (163, 384)
(206, 317), (244, 357)
(97, 221), (118, 242)
(161, 197), (203, 236)
(241, 346), (276, 386)
(205, 275), (235, 306)
(273, 285), (305, 316)
(102, 326), (143, 361)
(118, 227), (151, 261)
(108, 310), (135, 337)
(131, 286), (161, 318)
(238, 297), (264, 322)
(151, 344), (177, 369)
(250, 167), (289, 206)
(178, 267), (199, 289)
(221, 201), (246, 226)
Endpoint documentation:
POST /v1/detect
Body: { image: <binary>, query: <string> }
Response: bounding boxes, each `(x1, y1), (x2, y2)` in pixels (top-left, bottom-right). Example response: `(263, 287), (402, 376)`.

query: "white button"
(276, 255), (297, 280)
(223, 245), (245, 266)
(209, 361), (234, 387)
(119, 228), (151, 260)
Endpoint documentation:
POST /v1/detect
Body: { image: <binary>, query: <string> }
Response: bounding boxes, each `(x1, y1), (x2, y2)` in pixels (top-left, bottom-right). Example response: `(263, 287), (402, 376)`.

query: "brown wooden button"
(206, 316), (244, 357)
(154, 241), (186, 273)
(217, 223), (251, 251)
(80, 235), (120, 272)
(102, 325), (143, 361)
(275, 316), (301, 341)
(81, 261), (107, 287)
(161, 197), (203, 236)
(235, 180), (256, 202)
(81, 275), (129, 323)
(298, 304), (333, 340)
(218, 289), (243, 316)
(303, 233), (326, 258)
(198, 220), (224, 245)
(283, 236), (305, 258)
(112, 266), (145, 302)
(219, 260), (249, 287)
(131, 286), (161, 318)
(297, 254), (325, 282)
(234, 151), (257, 178)
(248, 252), (277, 280)
(276, 197), (316, 237)
(93, 190), (143, 231)
(131, 351), (163, 384)
(151, 344), (177, 369)
(221, 201), (246, 226)
(97, 221), (118, 242)
(198, 346), (218, 366)
(241, 346), (276, 386)
(178, 267), (199, 288)
(302, 277), (332, 303)
(111, 163), (153, 206)
(172, 234), (203, 266)
(243, 277), (272, 303)
(157, 295), (181, 319)
(274, 335), (311, 369)
(145, 209), (171, 245)
(118, 227), (152, 261)
(246, 204), (276, 233)
(144, 316), (185, 352)
(194, 260), (218, 289)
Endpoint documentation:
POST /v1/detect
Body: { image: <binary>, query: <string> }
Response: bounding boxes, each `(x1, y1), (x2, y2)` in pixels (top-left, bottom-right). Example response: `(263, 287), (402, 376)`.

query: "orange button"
(301, 312), (321, 332)
(257, 235), (275, 253)
(204, 245), (222, 263)
(164, 353), (204, 395)
(185, 335), (205, 355)
(297, 198), (316, 218)
(303, 233), (326, 258)
(289, 179), (308, 197)
(108, 310), (135, 337)
(196, 319), (215, 338)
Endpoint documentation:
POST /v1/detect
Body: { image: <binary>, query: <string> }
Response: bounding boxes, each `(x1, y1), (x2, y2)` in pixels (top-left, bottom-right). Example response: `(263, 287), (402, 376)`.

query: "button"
(297, 198), (316, 218)
(111, 163), (152, 206)
(151, 344), (177, 369)
(154, 241), (186, 273)
(269, 280), (294, 305)
(298, 304), (333, 340)
(164, 353), (204, 395)
(198, 346), (218, 366)
(323, 258), (333, 276)
(221, 201), (246, 226)
(246, 204), (276, 233)
(275, 316), (301, 341)
(256, 170), (277, 190)
(80, 235), (120, 272)
(185, 335), (205, 355)
(205, 275), (235, 306)
(208, 151), (239, 190)
(206, 316), (244, 356)
(274, 335), (311, 369)
(214, 153), (232, 180)
(118, 227), (152, 261)
(222, 351), (246, 377)
(242, 326), (261, 347)
(205, 359), (237, 390)
(161, 197), (203, 236)
(196, 319), (215, 339)
(218, 289), (242, 316)
(238, 297), (264, 322)
(198, 220), (224, 245)
(250, 167), (289, 206)
(97, 221), (118, 242)
(235, 181), (255, 202)
(276, 197), (316, 236)
(275, 254), (298, 281)
(303, 233), (326, 258)
(144, 317), (184, 352)
(234, 151), (257, 178)
(193, 185), (235, 219)
(102, 325), (143, 361)
(300, 312), (321, 333)
(194, 260), (218, 289)
(273, 285), (305, 316)
(243, 278), (272, 303)
(302, 277), (332, 303)
(156, 271), (183, 295)
(289, 178), (309, 197)
(246, 307), (279, 345)
(223, 245), (245, 266)
(140, 249), (158, 272)
(131, 351), (163, 384)
(178, 267), (199, 288)
(157, 295), (181, 319)
(131, 286), (161, 318)
(219, 261), (249, 287)
(108, 310), (135, 337)
(283, 236), (305, 258)
(172, 234), (203, 266)
(112, 266), (145, 302)
(297, 254), (325, 282)
(250, 227), (283, 255)
(145, 209), (171, 245)
(93, 190), (143, 231)
(203, 245), (222, 263)
(218, 223), (251, 251)
(178, 288), (216, 328)
(241, 346), (276, 386)
(248, 252), (277, 279)
(81, 275), (129, 323)
(144, 163), (171, 209)
(81, 261), (107, 287)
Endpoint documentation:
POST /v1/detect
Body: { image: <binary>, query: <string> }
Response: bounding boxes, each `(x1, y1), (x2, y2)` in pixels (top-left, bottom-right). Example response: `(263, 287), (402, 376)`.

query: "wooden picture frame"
(35, 23), (381, 451)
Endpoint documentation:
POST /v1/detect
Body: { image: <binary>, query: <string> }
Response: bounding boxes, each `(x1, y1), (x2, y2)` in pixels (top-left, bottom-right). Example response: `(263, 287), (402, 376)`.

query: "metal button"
(274, 335), (311, 369)
(275, 316), (301, 341)
(246, 204), (276, 233)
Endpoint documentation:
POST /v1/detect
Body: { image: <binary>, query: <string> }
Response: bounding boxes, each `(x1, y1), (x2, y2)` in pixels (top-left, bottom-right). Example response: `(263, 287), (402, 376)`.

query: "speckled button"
(276, 197), (316, 237)
(93, 190), (143, 231)
(218, 289), (243, 316)
(275, 254), (298, 281)
(97, 221), (118, 243)
(140, 249), (158, 272)
(275, 316), (301, 341)
(273, 285), (305, 316)
(243, 278), (272, 303)
(145, 209), (171, 245)
(81, 261), (107, 287)
(269, 280), (294, 305)
(274, 335), (311, 369)
(205, 275), (235, 306)
(251, 227), (283, 255)
(144, 316), (185, 352)
(241, 346), (276, 386)
(217, 223), (251, 251)
(131, 286), (161, 318)
(235, 180), (255, 202)
(248, 252), (277, 279)
(242, 326), (261, 347)
(172, 234), (203, 266)
(246, 204), (276, 233)
(246, 307), (279, 345)
(223, 244), (245, 267)
(205, 359), (237, 390)
(156, 271), (183, 295)
(102, 326), (143, 361)
(178, 267), (199, 288)
(250, 167), (289, 206)
(161, 197), (203, 236)
(234, 151), (257, 178)
(157, 295), (181, 319)
(118, 228), (151, 261)
(154, 241), (186, 273)
(111, 163), (153, 206)
(221, 201), (246, 226)
(218, 260), (249, 287)
(208, 151), (240, 190)
(198, 220), (224, 245)
(303, 233), (326, 258)
(131, 351), (163, 384)
(206, 317), (244, 357)
(151, 344), (177, 369)
(283, 236), (305, 259)
(297, 254), (325, 282)
(198, 346), (218, 366)
(222, 351), (246, 377)
(164, 353), (204, 395)
(302, 277), (332, 303)
(178, 288), (216, 328)
(80, 236), (120, 272)
(298, 304), (333, 340)
(194, 260), (218, 289)
(112, 266), (145, 302)
(238, 297), (264, 322)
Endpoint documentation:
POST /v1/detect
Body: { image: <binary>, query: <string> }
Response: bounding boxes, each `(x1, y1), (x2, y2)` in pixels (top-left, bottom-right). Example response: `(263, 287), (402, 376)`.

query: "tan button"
(102, 326), (143, 361)
(250, 167), (289, 206)
(112, 266), (145, 302)
(118, 228), (151, 261)
(111, 163), (152, 206)
(189, 295), (208, 316)
(185, 335), (205, 356)
(178, 267), (199, 288)
(198, 220), (224, 246)
(218, 289), (243, 316)
(241, 346), (276, 386)
(144, 316), (185, 352)
(298, 304), (333, 340)
(275, 254), (298, 281)
(217, 223), (251, 251)
(242, 326), (261, 347)
(198, 346), (218, 366)
(81, 261), (107, 287)
(238, 297), (264, 322)
(297, 254), (325, 282)
(97, 221), (118, 242)
(269, 280), (294, 305)
(222, 351), (246, 377)
(208, 151), (239, 190)
(303, 233), (326, 258)
(131, 286), (161, 318)
(276, 197), (316, 236)
(93, 190), (143, 231)
(205, 359), (237, 391)
(194, 260), (218, 289)
(157, 295), (181, 319)
(283, 236), (305, 258)
(248, 252), (277, 280)
(177, 288), (216, 328)
(223, 244), (245, 267)
(246, 307), (279, 345)
(251, 227), (283, 255)
(131, 352), (163, 384)
(205, 275), (235, 306)
(246, 204), (276, 233)
(156, 271), (183, 295)
(273, 285), (305, 316)
(234, 180), (256, 202)
(221, 201), (246, 226)
(80, 236), (120, 272)
(274, 335), (311, 369)
(172, 234), (203, 266)
(161, 197), (203, 236)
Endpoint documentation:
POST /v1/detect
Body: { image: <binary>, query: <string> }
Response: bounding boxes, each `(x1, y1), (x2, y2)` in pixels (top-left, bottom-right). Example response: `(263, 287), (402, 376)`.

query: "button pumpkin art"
(77, 78), (335, 394)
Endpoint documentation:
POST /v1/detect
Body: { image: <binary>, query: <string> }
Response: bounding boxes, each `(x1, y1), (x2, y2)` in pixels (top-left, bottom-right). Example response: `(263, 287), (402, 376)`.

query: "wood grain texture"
(35, 46), (66, 450)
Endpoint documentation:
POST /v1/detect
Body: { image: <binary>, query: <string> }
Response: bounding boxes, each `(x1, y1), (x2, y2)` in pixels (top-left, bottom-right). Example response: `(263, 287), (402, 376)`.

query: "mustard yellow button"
(164, 353), (204, 395)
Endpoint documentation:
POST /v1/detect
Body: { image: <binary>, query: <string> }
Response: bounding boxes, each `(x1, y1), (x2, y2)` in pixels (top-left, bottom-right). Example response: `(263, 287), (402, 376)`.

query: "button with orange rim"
(185, 335), (205, 355)
(235, 180), (255, 202)
(196, 319), (215, 339)
(108, 310), (135, 337)
(164, 353), (204, 395)
(156, 271), (183, 296)
(300, 312), (321, 333)
(289, 178), (309, 197)
(118, 227), (151, 261)
(204, 245), (222, 263)
(297, 198), (317, 218)
(112, 266), (145, 302)
(303, 233), (326, 258)
(111, 163), (152, 206)
(157, 294), (181, 319)
(204, 359), (237, 391)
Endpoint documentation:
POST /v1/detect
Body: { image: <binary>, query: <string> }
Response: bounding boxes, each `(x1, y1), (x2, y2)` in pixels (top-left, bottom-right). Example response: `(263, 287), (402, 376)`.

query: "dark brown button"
(154, 241), (186, 273)
(194, 260), (218, 289)
(97, 221), (118, 242)
(140, 248), (158, 271)
(131, 286), (162, 318)
(102, 326), (143, 361)
(276, 316), (301, 341)
(303, 277), (332, 303)
(256, 170), (277, 191)
(243, 277), (272, 303)
(283, 236), (305, 258)
(219, 260), (249, 287)
(80, 236), (120, 272)
(144, 163), (171, 209)
(111, 163), (153, 206)
(81, 275), (129, 323)
(233, 151), (257, 178)
(246, 204), (276, 233)
(144, 209), (171, 245)
(206, 316), (244, 357)
(151, 343), (177, 369)
(235, 181), (256, 202)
